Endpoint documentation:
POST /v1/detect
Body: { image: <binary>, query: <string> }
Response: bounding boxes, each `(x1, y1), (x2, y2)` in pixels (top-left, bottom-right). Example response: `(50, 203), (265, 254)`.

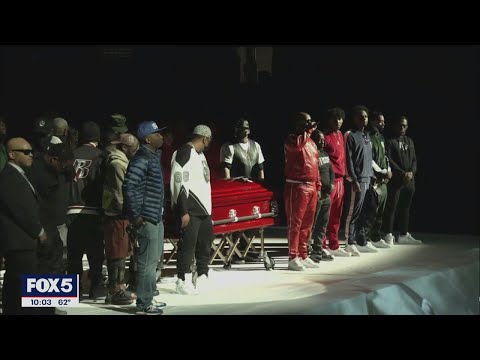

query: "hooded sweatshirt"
(103, 148), (129, 217)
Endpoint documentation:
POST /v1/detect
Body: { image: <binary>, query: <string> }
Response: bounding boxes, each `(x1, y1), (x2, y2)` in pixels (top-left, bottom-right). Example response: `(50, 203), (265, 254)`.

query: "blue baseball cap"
(137, 121), (166, 140)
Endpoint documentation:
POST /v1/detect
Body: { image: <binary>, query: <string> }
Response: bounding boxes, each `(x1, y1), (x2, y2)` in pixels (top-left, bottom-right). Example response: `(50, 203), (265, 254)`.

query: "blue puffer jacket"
(123, 145), (164, 224)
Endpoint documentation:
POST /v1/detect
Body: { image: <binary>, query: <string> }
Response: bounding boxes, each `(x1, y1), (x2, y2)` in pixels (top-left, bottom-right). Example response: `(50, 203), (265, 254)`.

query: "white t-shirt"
(220, 140), (265, 165)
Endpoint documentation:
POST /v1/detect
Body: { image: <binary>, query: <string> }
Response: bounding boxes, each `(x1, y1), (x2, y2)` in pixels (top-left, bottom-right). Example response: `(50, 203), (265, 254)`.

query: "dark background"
(1, 45), (478, 235)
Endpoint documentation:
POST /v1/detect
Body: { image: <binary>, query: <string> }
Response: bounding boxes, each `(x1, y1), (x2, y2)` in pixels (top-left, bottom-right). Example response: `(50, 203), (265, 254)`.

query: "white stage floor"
(63, 232), (479, 315)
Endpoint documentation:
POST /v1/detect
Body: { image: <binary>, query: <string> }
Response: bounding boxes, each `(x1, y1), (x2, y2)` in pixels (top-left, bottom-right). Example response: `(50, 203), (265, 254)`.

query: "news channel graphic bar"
(21, 274), (80, 308)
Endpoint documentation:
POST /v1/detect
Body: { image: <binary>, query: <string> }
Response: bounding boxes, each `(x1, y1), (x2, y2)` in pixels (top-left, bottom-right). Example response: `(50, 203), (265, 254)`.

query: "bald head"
(293, 112), (315, 134)
(130, 136), (139, 150)
(293, 112), (311, 122)
(53, 117), (69, 138)
(7, 137), (34, 169)
(7, 137), (30, 152)
(115, 133), (140, 159)
(53, 117), (69, 129)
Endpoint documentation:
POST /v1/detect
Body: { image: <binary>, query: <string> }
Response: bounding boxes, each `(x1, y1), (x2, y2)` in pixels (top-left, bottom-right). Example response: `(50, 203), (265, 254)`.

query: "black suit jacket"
(0, 163), (43, 254)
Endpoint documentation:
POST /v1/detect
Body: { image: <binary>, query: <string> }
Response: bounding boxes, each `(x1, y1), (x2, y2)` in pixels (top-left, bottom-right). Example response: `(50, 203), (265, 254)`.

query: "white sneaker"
(407, 233), (422, 244)
(195, 274), (209, 293)
(356, 242), (379, 253)
(176, 274), (198, 295)
(384, 233), (395, 246)
(288, 257), (307, 271)
(398, 233), (422, 245)
(329, 248), (352, 257)
(372, 239), (392, 248)
(345, 244), (361, 256)
(301, 257), (321, 269)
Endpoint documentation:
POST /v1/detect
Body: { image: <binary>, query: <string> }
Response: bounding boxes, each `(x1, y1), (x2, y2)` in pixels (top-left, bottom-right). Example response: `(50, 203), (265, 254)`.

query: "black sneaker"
(136, 305), (163, 315)
(321, 249), (335, 261)
(154, 301), (167, 309)
(105, 289), (136, 305)
(310, 251), (322, 263)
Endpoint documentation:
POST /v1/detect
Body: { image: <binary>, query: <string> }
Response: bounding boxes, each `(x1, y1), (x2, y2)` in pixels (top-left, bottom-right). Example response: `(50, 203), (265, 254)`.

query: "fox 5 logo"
(22, 275), (79, 297)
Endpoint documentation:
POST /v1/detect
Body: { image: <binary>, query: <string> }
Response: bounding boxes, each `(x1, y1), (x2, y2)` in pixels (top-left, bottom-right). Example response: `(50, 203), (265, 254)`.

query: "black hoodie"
(385, 135), (417, 181)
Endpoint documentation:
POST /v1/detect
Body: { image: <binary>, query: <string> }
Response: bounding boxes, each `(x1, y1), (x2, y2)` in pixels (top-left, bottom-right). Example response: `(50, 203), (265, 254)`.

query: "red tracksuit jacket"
(324, 130), (346, 178)
(284, 128), (320, 187)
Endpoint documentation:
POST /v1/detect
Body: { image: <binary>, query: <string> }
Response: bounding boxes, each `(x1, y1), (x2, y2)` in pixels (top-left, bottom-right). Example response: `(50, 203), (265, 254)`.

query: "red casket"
(164, 178), (278, 269)
(210, 178), (277, 234)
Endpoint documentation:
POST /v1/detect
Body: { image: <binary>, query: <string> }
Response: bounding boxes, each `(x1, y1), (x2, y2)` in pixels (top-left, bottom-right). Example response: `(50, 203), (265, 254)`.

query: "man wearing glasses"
(343, 105), (378, 256)
(220, 118), (266, 263)
(0, 138), (47, 314)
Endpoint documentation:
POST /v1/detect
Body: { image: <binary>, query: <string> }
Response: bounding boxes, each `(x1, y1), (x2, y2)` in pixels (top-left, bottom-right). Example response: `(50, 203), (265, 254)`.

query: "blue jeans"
(135, 221), (164, 310)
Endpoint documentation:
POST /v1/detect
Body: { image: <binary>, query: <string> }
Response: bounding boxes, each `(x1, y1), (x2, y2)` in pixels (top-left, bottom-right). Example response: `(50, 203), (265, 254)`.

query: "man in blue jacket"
(123, 121), (166, 315)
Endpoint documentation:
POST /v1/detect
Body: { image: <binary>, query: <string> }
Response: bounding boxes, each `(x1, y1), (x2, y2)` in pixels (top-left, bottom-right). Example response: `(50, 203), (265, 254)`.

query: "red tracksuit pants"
(284, 182), (318, 260)
(325, 177), (345, 250)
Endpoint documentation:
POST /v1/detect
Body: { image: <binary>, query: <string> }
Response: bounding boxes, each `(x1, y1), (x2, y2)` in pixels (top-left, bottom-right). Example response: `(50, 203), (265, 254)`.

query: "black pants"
(66, 214), (104, 287)
(176, 215), (214, 280)
(2, 249), (45, 315)
(311, 192), (331, 252)
(342, 179), (370, 246)
(38, 228), (64, 274)
(356, 185), (379, 245)
(369, 183), (387, 242)
(383, 180), (415, 235)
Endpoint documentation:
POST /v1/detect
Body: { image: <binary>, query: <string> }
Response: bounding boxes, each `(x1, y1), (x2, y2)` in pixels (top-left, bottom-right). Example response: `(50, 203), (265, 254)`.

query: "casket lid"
(211, 178), (274, 205)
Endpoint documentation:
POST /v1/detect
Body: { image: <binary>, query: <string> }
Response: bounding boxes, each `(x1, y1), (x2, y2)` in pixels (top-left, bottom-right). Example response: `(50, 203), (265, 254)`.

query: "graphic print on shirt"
(73, 159), (92, 182)
(319, 156), (330, 166)
(202, 159), (210, 183)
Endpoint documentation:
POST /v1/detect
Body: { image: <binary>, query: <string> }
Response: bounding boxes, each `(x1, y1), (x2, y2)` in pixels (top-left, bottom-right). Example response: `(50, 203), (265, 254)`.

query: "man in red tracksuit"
(284, 112), (321, 271)
(323, 107), (351, 257)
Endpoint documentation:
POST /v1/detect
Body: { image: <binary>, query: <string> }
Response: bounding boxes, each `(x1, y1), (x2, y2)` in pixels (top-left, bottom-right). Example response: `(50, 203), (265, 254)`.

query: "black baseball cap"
(32, 117), (54, 135)
(234, 118), (250, 129)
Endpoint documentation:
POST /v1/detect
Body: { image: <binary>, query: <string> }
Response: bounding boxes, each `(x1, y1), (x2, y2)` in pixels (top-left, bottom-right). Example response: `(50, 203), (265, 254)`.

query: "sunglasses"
(12, 149), (34, 155)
